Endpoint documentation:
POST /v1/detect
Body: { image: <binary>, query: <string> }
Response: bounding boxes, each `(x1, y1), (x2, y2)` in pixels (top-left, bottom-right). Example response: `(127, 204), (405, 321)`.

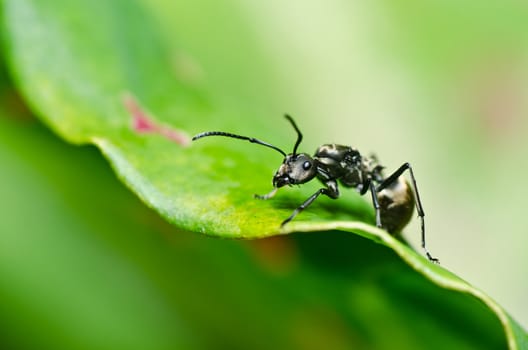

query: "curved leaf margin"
(283, 220), (528, 350)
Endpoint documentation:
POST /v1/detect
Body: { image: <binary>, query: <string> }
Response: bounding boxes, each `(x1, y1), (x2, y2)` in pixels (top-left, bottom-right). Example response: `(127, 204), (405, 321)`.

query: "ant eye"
(303, 161), (311, 170)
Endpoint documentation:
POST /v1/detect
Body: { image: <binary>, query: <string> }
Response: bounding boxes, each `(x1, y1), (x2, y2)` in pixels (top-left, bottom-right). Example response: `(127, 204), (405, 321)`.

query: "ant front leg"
(376, 163), (439, 263)
(281, 180), (339, 227)
(254, 188), (278, 200)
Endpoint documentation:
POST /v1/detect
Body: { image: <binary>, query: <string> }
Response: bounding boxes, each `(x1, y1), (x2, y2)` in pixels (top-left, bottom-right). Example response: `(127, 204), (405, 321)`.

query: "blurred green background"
(1, 0), (527, 349)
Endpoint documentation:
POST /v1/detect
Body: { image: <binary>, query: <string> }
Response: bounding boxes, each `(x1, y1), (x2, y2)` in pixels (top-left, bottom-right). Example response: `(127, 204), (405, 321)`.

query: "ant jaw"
(273, 171), (291, 188)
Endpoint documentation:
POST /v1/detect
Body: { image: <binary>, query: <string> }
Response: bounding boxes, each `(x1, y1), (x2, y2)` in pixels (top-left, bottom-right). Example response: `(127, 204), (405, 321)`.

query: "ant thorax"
(314, 144), (383, 189)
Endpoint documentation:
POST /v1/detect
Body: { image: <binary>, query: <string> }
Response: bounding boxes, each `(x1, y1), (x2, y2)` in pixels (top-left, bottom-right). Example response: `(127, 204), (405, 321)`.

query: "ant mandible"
(193, 115), (438, 263)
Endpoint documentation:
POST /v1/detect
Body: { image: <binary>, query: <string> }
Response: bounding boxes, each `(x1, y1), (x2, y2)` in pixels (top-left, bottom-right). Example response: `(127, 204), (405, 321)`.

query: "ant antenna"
(284, 114), (302, 155)
(192, 131), (287, 157)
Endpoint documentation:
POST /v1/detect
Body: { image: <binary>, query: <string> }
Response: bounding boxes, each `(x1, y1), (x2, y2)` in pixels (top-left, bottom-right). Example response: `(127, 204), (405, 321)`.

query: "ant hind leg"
(376, 163), (439, 263)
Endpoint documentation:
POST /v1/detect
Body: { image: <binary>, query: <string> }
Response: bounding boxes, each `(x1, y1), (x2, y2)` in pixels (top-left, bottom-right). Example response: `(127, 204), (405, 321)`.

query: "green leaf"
(0, 113), (515, 349)
(3, 0), (371, 237)
(1, 0), (527, 349)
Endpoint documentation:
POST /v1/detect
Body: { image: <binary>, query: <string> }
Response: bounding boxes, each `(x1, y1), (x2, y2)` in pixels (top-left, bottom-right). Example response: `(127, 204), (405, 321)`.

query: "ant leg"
(281, 181), (339, 227)
(254, 188), (278, 200)
(376, 163), (439, 263)
(368, 181), (382, 228)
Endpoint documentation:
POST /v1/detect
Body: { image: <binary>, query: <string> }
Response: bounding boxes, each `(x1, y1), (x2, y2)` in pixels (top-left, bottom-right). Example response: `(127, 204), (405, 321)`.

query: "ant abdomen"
(377, 177), (415, 234)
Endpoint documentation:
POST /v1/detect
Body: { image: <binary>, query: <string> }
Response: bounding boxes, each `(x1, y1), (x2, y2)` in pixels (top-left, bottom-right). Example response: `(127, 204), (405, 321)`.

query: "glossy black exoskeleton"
(192, 115), (438, 262)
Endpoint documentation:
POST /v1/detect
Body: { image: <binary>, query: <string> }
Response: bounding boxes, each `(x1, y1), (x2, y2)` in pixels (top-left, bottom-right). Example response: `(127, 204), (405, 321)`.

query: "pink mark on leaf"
(122, 93), (190, 146)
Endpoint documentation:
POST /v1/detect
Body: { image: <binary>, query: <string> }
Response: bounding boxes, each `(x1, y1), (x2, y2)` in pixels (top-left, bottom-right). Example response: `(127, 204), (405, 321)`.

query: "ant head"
(273, 153), (317, 187)
(193, 114), (312, 187)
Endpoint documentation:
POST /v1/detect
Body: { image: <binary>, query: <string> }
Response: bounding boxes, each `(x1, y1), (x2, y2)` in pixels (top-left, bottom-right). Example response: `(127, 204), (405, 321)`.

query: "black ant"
(193, 115), (438, 263)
